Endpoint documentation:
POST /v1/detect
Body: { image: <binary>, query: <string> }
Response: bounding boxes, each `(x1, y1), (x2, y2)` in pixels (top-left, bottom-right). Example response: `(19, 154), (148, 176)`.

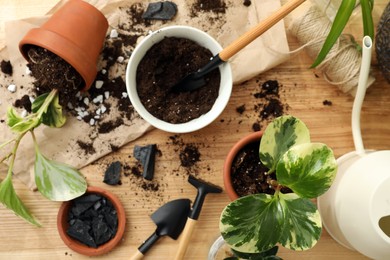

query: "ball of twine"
(289, 5), (375, 95)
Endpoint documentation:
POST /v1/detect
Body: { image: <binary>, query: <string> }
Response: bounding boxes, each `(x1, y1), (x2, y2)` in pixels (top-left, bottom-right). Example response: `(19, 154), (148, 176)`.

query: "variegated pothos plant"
(0, 89), (87, 226)
(220, 115), (337, 254)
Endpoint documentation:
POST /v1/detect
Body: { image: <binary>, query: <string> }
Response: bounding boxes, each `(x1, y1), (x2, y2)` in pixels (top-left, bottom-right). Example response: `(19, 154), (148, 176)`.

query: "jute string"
(286, 5), (375, 95)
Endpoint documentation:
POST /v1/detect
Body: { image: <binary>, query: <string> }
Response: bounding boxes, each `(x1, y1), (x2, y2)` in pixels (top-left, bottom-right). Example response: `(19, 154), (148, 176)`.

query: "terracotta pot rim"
(223, 131), (263, 201)
(18, 0), (108, 91)
(57, 186), (126, 256)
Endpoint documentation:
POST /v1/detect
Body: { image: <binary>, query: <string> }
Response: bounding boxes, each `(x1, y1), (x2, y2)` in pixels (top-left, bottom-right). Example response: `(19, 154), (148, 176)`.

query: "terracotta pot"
(19, 0), (108, 91)
(223, 131), (263, 201)
(57, 186), (126, 256)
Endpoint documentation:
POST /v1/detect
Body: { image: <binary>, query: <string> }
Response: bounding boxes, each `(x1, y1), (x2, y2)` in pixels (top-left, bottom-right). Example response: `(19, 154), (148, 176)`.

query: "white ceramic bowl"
(125, 25), (232, 133)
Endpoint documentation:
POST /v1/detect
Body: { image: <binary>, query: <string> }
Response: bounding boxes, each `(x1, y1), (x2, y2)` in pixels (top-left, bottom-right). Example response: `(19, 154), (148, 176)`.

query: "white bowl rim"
(125, 25), (233, 133)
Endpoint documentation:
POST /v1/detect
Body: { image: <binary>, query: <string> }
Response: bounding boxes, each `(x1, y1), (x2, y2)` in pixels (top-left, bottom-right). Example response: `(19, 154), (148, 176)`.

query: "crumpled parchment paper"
(0, 0), (289, 189)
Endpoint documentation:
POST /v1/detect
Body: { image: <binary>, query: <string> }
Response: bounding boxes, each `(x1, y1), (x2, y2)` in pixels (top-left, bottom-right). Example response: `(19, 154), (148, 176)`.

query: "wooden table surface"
(1, 0), (389, 259)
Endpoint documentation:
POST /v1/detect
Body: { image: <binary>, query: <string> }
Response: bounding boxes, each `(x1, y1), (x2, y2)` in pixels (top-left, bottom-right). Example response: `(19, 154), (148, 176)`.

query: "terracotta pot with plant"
(0, 0), (108, 226)
(219, 115), (337, 256)
(57, 186), (126, 256)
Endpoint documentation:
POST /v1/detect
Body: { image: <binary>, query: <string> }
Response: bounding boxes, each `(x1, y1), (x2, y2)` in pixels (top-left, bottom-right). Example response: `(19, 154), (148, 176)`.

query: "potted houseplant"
(311, 0), (374, 67)
(126, 25), (233, 133)
(219, 115), (338, 254)
(57, 186), (126, 256)
(0, 0), (108, 226)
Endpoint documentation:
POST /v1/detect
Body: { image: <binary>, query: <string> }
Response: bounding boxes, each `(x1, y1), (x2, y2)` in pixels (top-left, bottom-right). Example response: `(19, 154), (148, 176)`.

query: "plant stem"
(5, 132), (27, 179)
(36, 89), (59, 118)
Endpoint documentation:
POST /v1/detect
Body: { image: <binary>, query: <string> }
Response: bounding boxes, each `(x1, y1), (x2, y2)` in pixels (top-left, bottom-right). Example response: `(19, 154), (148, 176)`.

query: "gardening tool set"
(130, 175), (222, 259)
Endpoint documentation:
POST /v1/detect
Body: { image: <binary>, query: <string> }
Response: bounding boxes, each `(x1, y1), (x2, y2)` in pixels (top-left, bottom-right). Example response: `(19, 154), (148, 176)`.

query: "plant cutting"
(0, 89), (87, 226)
(219, 115), (338, 253)
(312, 0), (374, 67)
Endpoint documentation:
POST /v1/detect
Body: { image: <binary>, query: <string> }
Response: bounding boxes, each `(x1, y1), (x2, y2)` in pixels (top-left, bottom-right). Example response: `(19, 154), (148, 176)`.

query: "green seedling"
(0, 89), (87, 226)
(220, 115), (337, 254)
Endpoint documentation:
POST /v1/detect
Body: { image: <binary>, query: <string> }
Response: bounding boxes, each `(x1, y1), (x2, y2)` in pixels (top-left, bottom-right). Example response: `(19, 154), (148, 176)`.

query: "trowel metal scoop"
(171, 0), (306, 92)
(130, 198), (191, 260)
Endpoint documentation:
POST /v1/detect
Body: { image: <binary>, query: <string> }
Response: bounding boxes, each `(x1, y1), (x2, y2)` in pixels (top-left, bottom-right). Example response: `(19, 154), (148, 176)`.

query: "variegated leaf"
(276, 143), (337, 198)
(35, 151), (87, 201)
(220, 194), (284, 253)
(278, 193), (322, 251)
(259, 116), (310, 172)
(0, 174), (41, 226)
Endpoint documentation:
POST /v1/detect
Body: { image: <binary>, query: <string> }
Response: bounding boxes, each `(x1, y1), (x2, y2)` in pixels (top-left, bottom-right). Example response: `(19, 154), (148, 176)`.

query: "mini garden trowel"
(171, 0), (306, 92)
(130, 198), (191, 260)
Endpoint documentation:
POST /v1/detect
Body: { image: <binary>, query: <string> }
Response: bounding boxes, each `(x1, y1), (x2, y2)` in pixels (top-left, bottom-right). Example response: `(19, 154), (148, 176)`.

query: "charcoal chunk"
(92, 216), (112, 246)
(71, 194), (101, 216)
(66, 193), (119, 248)
(134, 144), (157, 180)
(142, 2), (177, 20)
(103, 161), (122, 185)
(67, 219), (97, 248)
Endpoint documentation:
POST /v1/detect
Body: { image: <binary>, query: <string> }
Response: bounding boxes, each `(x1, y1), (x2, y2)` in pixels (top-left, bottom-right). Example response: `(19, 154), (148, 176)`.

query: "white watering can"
(318, 36), (390, 259)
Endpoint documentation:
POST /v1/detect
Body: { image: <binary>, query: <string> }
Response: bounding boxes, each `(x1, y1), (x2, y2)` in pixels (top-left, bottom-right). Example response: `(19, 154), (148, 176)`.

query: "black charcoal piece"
(142, 1), (177, 20)
(67, 193), (119, 248)
(134, 144), (157, 180)
(92, 216), (112, 246)
(67, 219), (97, 248)
(71, 194), (102, 216)
(103, 161), (122, 185)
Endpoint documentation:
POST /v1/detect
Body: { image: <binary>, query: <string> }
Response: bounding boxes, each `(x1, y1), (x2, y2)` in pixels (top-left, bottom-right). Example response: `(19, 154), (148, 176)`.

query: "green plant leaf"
(276, 143), (337, 198)
(278, 193), (322, 251)
(7, 107), (40, 133)
(32, 92), (66, 128)
(259, 116), (310, 172)
(360, 0), (374, 39)
(0, 174), (41, 226)
(220, 194), (284, 253)
(34, 150), (87, 201)
(311, 0), (357, 68)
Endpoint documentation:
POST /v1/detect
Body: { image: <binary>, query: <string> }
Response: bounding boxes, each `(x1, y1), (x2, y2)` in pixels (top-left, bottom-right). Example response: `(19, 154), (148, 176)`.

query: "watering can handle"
(352, 36), (373, 155)
(219, 0), (306, 61)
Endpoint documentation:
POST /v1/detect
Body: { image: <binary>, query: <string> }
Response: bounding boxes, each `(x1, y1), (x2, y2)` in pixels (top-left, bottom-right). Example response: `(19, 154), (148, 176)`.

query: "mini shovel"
(130, 198), (191, 260)
(171, 0), (306, 92)
(174, 175), (222, 260)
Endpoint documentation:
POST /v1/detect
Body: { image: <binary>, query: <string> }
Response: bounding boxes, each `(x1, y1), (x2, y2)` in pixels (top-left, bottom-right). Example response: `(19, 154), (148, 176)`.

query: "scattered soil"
(243, 0), (252, 7)
(231, 139), (292, 197)
(1, 60), (13, 76)
(136, 37), (220, 124)
(190, 0), (227, 16)
(179, 144), (201, 168)
(14, 94), (32, 113)
(323, 100), (332, 106)
(76, 140), (96, 155)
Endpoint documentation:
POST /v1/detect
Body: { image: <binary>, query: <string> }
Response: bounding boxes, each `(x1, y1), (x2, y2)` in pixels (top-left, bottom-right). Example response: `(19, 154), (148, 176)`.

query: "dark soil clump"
(179, 144), (201, 168)
(26, 46), (84, 107)
(1, 60), (13, 76)
(191, 0), (227, 16)
(231, 139), (292, 197)
(136, 37), (220, 124)
(77, 140), (96, 155)
(14, 94), (32, 112)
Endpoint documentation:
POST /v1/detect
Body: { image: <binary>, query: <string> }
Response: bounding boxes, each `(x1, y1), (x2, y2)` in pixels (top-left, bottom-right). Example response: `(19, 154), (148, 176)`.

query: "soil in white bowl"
(136, 37), (220, 124)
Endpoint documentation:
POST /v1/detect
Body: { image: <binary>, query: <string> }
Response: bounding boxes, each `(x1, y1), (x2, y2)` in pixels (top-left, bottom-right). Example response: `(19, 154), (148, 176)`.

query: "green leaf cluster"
(0, 90), (87, 226)
(312, 0), (374, 67)
(220, 116), (338, 254)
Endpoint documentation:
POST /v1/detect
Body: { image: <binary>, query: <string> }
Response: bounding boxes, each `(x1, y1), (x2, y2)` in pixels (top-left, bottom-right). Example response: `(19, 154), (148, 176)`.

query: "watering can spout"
(352, 36), (373, 156)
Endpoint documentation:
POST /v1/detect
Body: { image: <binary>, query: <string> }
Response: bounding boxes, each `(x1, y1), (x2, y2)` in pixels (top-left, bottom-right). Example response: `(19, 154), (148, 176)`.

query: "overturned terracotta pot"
(19, 0), (108, 91)
(223, 131), (263, 201)
(57, 186), (126, 256)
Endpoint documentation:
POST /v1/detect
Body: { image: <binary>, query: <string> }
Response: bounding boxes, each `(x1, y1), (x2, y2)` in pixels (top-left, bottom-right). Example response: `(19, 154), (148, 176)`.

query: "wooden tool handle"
(219, 0), (306, 61)
(130, 250), (144, 260)
(174, 218), (197, 260)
